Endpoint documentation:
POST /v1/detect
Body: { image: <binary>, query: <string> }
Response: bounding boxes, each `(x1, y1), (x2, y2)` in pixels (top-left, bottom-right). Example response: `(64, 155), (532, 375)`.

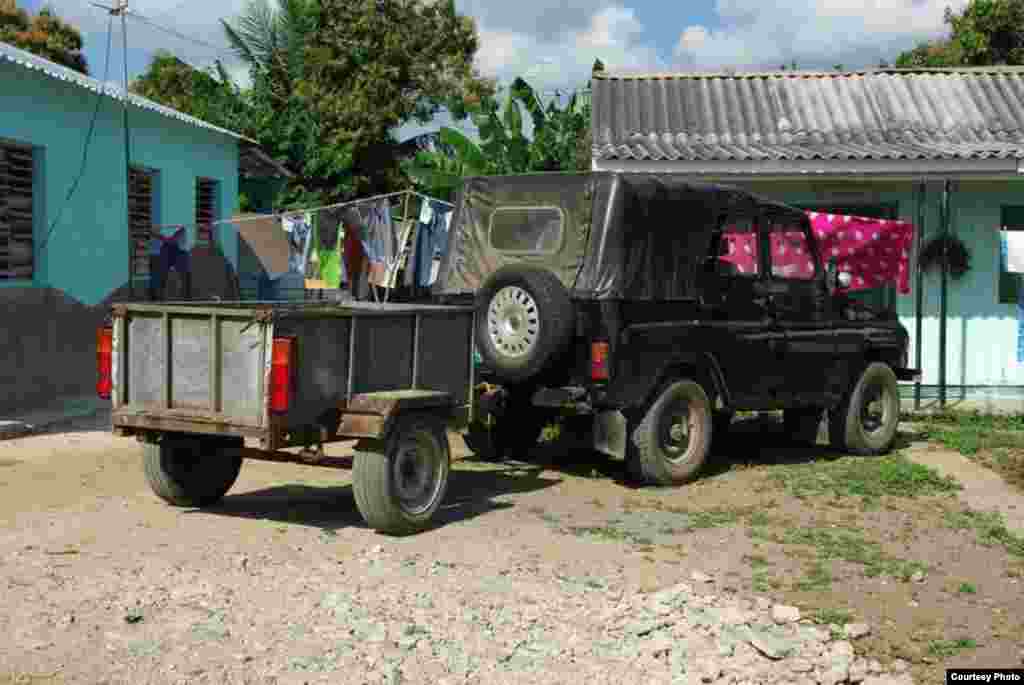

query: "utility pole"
(93, 0), (134, 296)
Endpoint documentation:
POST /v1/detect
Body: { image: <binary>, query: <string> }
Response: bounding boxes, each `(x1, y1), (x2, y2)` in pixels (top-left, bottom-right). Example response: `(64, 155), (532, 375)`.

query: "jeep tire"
(628, 380), (713, 486)
(475, 265), (574, 385)
(828, 362), (900, 455)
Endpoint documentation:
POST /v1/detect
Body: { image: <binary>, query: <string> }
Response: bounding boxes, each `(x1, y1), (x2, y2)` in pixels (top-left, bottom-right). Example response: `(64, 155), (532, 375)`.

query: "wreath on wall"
(918, 234), (971, 280)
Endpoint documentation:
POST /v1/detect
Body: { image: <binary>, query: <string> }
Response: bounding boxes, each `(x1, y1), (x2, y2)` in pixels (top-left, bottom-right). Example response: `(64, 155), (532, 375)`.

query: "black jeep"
(433, 172), (919, 485)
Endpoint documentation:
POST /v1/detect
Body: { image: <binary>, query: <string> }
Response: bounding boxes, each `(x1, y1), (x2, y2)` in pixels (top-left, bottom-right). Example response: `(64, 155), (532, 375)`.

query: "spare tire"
(475, 265), (574, 384)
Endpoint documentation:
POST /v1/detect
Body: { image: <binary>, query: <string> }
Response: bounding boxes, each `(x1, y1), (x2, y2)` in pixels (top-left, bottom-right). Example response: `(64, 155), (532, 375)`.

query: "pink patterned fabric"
(807, 212), (914, 295)
(716, 214), (914, 295)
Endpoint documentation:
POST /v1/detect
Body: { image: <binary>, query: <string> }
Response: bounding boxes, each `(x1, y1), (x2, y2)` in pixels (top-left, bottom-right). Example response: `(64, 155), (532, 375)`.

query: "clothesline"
(149, 189), (454, 232)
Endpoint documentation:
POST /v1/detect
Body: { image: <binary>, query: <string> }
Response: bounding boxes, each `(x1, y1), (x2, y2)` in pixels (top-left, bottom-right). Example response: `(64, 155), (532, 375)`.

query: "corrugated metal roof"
(592, 69), (1024, 162)
(0, 40), (254, 144)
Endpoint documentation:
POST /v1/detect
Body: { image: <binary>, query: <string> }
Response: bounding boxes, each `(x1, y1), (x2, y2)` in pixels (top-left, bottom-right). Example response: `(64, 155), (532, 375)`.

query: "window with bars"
(196, 178), (218, 246)
(129, 166), (156, 278)
(0, 141), (36, 281)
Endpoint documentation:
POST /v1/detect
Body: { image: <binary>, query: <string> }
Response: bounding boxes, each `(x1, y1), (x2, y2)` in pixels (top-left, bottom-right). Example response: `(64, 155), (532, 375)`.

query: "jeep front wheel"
(475, 266), (574, 384)
(828, 362), (900, 455)
(629, 380), (713, 486)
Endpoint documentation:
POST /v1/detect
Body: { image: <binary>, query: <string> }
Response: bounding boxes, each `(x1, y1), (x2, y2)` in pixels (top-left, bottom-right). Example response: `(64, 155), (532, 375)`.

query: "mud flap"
(593, 409), (627, 460)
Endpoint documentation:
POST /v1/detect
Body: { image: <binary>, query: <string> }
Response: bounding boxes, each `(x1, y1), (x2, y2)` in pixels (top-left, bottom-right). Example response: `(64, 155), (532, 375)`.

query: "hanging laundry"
(806, 212), (915, 294)
(1004, 230), (1024, 274)
(341, 208), (368, 298)
(282, 212), (314, 275)
(404, 222), (420, 287)
(318, 208), (343, 251)
(148, 225), (192, 300)
(363, 200), (394, 287)
(414, 200), (452, 287)
(1018, 288), (1024, 364)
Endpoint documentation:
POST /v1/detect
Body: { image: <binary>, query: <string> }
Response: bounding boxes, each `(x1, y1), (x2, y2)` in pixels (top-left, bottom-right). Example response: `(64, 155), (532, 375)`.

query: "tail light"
(591, 340), (610, 382)
(269, 337), (295, 414)
(96, 326), (113, 399)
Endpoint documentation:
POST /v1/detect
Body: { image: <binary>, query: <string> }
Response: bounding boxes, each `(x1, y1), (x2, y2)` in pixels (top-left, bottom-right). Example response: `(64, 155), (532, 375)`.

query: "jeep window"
(768, 220), (816, 281)
(489, 206), (564, 255)
(715, 217), (758, 277)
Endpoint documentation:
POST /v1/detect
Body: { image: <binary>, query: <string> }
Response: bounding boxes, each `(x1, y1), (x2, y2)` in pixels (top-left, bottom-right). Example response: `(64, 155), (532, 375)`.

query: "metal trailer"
(101, 301), (476, 535)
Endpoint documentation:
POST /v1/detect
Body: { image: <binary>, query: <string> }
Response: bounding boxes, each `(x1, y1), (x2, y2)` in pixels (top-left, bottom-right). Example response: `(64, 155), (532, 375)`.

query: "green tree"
(895, 0), (1024, 67)
(131, 51), (249, 133)
(404, 127), (490, 201)
(467, 77), (592, 175)
(219, 0), (492, 207)
(0, 1), (88, 74)
(305, 0), (494, 196)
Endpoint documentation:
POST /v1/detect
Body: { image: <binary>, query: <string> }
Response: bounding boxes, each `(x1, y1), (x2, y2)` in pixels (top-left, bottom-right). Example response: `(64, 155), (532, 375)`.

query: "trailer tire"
(475, 266), (574, 384)
(353, 413), (450, 536)
(143, 436), (243, 508)
(630, 380), (713, 486)
(828, 362), (900, 455)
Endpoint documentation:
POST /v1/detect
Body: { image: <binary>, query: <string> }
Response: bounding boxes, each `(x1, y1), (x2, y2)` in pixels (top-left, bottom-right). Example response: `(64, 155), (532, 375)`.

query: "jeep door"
(701, 215), (787, 406)
(761, 214), (844, 405)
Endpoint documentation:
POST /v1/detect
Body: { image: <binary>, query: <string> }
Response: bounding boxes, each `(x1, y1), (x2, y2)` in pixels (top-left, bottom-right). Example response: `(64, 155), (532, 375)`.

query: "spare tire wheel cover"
(487, 285), (540, 358)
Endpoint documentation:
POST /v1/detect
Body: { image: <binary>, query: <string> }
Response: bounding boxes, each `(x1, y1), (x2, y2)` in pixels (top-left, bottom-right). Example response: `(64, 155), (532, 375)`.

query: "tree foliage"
(405, 76), (592, 200)
(0, 0), (88, 74)
(895, 0), (1024, 67)
(131, 52), (248, 133)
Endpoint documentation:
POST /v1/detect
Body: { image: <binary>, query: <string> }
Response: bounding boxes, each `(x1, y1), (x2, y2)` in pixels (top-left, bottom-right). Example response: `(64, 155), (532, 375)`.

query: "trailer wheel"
(828, 362), (900, 455)
(629, 380), (713, 486)
(353, 413), (450, 536)
(143, 436), (243, 507)
(475, 265), (574, 384)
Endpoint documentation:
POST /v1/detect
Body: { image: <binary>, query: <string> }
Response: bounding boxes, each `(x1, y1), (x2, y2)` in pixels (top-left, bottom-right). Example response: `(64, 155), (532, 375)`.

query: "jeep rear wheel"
(629, 380), (713, 486)
(475, 266), (574, 384)
(829, 362), (900, 455)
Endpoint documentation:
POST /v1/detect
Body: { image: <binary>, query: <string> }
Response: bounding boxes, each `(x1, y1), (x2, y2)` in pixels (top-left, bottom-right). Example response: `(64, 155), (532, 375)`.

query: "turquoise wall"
(0, 60), (240, 306)
(728, 178), (1024, 394)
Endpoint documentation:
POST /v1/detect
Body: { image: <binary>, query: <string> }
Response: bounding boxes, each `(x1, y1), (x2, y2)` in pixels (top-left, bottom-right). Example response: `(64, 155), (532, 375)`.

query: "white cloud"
(673, 0), (964, 70)
(675, 26), (709, 54)
(475, 5), (664, 91)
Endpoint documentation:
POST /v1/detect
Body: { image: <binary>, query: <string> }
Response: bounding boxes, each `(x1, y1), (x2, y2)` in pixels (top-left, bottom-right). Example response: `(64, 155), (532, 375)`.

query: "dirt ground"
(1, 412), (1022, 685)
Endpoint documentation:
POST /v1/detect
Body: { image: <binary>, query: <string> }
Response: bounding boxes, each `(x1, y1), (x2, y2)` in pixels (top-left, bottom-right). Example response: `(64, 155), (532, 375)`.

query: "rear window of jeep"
(489, 207), (564, 254)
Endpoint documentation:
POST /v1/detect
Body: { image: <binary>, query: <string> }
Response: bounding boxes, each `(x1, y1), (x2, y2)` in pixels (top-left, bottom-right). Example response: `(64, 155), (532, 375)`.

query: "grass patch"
(768, 454), (961, 502)
(957, 581), (977, 595)
(569, 525), (652, 546)
(944, 509), (1024, 558)
(795, 561), (833, 591)
(927, 638), (978, 658)
(811, 608), (854, 626)
(777, 526), (928, 581)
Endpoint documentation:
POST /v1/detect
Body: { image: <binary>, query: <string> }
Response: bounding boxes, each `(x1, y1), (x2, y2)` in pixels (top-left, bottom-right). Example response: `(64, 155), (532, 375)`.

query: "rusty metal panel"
(170, 316), (212, 411)
(272, 316), (351, 428)
(220, 318), (266, 422)
(417, 311), (473, 406)
(126, 314), (165, 408)
(352, 315), (413, 394)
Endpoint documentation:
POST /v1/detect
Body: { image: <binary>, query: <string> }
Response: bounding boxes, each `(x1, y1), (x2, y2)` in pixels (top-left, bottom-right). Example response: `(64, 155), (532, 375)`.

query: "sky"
(20, 0), (962, 139)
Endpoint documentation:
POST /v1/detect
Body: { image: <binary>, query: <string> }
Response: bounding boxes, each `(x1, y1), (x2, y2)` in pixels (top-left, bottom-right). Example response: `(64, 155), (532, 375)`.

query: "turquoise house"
(0, 40), (284, 412)
(592, 68), (1024, 410)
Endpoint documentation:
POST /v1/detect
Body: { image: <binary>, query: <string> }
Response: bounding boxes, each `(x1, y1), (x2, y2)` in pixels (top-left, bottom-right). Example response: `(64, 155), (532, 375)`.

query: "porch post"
(914, 180), (925, 410)
(938, 179), (951, 408)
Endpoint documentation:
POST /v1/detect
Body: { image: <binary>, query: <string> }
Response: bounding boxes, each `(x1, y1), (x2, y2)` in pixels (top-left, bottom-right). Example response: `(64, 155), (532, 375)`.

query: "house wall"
(0, 59), (241, 305)
(0, 61), (242, 412)
(685, 177), (1024, 400)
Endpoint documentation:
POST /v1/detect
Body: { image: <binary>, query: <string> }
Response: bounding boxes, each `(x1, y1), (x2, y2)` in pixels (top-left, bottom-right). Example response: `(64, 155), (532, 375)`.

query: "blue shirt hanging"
(414, 200), (452, 287)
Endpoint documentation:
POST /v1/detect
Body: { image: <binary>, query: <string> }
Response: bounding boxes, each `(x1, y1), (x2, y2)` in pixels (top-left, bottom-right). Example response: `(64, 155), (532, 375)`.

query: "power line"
(37, 14), (115, 257)
(125, 10), (234, 58)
